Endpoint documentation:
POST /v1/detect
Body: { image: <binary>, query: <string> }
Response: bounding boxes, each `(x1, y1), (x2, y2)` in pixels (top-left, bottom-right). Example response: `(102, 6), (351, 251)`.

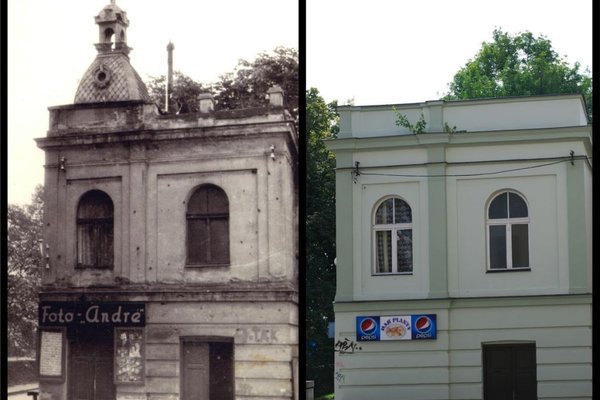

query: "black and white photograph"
(7, 0), (298, 399)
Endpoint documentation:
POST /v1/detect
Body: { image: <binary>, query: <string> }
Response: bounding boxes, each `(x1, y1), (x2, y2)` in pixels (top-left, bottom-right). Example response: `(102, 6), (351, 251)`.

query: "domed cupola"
(74, 0), (152, 104)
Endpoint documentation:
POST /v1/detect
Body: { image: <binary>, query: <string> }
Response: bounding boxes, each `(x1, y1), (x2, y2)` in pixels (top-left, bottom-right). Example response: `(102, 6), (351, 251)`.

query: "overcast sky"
(7, 0), (592, 205)
(307, 0), (592, 106)
(7, 0), (298, 205)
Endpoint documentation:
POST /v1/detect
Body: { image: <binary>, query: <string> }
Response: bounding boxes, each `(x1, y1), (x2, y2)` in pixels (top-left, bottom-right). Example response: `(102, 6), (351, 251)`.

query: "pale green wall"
(334, 295), (592, 400)
(335, 151), (355, 301)
(330, 96), (592, 400)
(566, 156), (589, 293)
(327, 126), (592, 299)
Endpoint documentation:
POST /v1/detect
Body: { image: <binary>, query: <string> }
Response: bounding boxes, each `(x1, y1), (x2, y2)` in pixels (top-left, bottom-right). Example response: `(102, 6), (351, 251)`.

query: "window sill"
(75, 264), (113, 269)
(372, 272), (413, 276)
(486, 267), (531, 273)
(185, 263), (230, 269)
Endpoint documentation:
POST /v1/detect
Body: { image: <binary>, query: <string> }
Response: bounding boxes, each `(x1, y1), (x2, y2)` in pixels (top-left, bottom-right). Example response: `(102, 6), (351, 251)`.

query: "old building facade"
(328, 95), (592, 399)
(35, 2), (298, 400)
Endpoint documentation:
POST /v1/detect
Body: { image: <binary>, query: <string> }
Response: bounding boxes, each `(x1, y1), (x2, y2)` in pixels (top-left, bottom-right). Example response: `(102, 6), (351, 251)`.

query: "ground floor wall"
(333, 294), (591, 400)
(38, 295), (298, 400)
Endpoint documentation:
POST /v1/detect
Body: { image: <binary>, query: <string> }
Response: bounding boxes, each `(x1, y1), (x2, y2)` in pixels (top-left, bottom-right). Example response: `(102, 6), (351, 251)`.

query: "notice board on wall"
(38, 328), (66, 380)
(114, 327), (145, 384)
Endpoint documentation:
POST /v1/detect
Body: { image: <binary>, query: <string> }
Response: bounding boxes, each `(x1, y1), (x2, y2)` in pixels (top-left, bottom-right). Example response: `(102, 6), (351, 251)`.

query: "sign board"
(356, 314), (437, 341)
(39, 302), (145, 327)
(115, 327), (145, 384)
(38, 328), (66, 381)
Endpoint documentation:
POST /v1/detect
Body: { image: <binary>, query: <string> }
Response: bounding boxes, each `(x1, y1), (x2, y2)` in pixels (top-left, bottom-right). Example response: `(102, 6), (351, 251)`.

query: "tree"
(214, 47), (299, 120)
(146, 47), (299, 121)
(305, 87), (338, 396)
(146, 71), (208, 114)
(445, 28), (592, 121)
(7, 185), (44, 356)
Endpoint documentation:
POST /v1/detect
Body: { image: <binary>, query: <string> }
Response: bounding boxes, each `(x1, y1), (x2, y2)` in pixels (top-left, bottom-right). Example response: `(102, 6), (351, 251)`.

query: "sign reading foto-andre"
(39, 302), (145, 327)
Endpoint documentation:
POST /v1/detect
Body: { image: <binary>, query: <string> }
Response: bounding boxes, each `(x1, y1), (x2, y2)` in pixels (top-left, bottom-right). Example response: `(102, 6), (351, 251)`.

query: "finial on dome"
(94, 1), (130, 55)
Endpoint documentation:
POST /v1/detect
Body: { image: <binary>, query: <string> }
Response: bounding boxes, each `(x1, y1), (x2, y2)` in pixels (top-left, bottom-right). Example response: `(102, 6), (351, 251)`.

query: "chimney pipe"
(166, 41), (174, 113)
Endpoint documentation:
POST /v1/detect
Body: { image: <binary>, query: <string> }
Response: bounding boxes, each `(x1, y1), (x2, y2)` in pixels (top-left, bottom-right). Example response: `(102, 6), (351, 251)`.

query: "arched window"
(373, 197), (413, 274)
(487, 191), (530, 270)
(187, 185), (230, 266)
(77, 190), (114, 268)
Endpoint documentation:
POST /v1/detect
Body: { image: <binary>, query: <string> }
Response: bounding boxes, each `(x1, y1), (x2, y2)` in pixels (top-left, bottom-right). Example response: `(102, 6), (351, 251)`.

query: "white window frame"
(486, 190), (531, 271)
(372, 196), (413, 275)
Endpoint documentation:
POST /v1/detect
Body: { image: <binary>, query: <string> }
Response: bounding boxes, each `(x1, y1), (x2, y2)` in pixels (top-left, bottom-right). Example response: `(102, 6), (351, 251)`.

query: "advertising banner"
(356, 314), (436, 341)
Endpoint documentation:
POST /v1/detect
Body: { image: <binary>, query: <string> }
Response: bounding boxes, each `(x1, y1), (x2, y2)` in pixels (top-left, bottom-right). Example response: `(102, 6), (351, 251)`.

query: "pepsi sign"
(356, 316), (380, 341)
(356, 314), (437, 341)
(411, 314), (436, 340)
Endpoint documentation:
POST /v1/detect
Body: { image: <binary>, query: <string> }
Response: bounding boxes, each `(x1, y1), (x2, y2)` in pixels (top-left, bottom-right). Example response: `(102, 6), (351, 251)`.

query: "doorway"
(181, 338), (234, 400)
(482, 342), (537, 400)
(68, 326), (115, 400)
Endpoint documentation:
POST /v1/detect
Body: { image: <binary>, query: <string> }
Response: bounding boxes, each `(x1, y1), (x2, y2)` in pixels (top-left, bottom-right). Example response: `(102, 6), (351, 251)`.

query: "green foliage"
(393, 107), (427, 134)
(444, 122), (458, 133)
(146, 47), (298, 121)
(305, 87), (338, 396)
(8, 185), (44, 356)
(445, 28), (592, 121)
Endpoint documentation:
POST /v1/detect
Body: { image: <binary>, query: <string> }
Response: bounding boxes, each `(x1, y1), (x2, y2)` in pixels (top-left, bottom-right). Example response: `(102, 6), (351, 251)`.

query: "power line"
(351, 156), (591, 179)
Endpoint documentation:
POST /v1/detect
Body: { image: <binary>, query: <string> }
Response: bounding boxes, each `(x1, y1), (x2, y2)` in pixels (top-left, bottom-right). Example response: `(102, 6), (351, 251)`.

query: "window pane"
(77, 223), (95, 265)
(210, 218), (229, 264)
(207, 186), (229, 214)
(375, 199), (394, 225)
(187, 185), (229, 265)
(96, 222), (114, 267)
(511, 224), (529, 268)
(188, 185), (229, 214)
(489, 193), (508, 219)
(509, 193), (528, 218)
(188, 189), (208, 214)
(489, 225), (507, 269)
(376, 231), (392, 273)
(188, 219), (208, 264)
(77, 190), (113, 219)
(397, 229), (413, 272)
(394, 199), (412, 223)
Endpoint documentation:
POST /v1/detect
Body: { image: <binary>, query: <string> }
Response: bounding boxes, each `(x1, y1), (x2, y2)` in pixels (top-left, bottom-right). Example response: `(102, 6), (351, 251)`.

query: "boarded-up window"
(187, 185), (230, 265)
(77, 190), (114, 268)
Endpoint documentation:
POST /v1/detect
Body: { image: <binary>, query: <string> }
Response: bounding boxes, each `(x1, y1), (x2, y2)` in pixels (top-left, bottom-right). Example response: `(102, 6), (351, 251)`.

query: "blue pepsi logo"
(414, 316), (432, 334)
(360, 318), (378, 335)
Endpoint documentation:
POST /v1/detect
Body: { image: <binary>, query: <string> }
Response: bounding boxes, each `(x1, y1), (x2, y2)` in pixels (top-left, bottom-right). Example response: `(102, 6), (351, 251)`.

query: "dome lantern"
(74, 1), (152, 104)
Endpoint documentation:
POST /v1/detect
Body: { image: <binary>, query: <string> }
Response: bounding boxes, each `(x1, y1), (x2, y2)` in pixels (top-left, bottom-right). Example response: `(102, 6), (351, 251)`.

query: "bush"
(7, 359), (37, 386)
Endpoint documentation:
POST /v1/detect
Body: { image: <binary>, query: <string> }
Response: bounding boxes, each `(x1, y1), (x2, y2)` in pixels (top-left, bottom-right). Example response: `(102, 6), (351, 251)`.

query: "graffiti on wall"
(334, 337), (362, 354)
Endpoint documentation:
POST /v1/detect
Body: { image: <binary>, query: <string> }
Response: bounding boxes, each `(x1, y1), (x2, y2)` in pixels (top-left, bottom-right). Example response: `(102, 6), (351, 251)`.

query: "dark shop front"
(39, 302), (146, 399)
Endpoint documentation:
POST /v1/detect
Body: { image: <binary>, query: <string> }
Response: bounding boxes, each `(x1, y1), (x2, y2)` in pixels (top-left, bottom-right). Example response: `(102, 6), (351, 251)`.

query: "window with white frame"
(487, 191), (530, 270)
(373, 197), (413, 274)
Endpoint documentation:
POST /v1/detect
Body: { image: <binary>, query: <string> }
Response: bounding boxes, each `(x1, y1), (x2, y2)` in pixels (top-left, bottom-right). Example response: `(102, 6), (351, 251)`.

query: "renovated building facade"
(35, 2), (298, 400)
(328, 95), (591, 400)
